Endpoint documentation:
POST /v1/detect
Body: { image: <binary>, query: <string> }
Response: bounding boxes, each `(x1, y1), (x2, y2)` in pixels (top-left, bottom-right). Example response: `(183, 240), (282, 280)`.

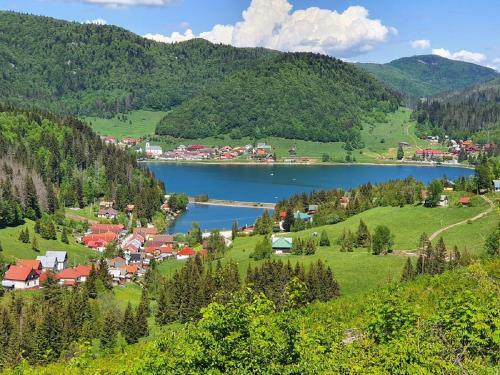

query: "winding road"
(428, 195), (495, 241)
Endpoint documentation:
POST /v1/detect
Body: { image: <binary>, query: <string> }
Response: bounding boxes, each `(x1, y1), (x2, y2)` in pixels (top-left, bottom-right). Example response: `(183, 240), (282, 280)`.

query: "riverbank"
(141, 159), (475, 169)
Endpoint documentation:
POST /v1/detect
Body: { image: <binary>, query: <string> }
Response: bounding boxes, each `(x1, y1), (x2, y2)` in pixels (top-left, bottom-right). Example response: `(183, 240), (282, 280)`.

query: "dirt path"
(428, 195), (495, 241)
(65, 212), (99, 224)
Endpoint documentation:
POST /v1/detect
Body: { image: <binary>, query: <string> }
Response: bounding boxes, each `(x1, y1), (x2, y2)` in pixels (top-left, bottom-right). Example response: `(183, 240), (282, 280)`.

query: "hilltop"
(357, 55), (498, 105)
(0, 11), (399, 144)
(413, 77), (500, 140)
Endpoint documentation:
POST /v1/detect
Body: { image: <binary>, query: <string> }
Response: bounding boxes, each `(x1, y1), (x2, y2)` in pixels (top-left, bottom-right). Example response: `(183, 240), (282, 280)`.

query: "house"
(99, 201), (114, 209)
(494, 180), (500, 193)
(108, 257), (127, 269)
(145, 142), (163, 157)
(98, 207), (118, 219)
(2, 266), (40, 289)
(398, 142), (410, 148)
(56, 265), (92, 286)
(16, 259), (42, 271)
(294, 211), (312, 223)
(36, 255), (58, 271)
(438, 195), (449, 207)
(83, 232), (117, 250)
(176, 247), (196, 260)
(44, 251), (68, 271)
(307, 204), (319, 214)
(272, 237), (293, 254)
(459, 197), (471, 206)
(91, 223), (124, 235)
(340, 196), (350, 209)
(279, 211), (287, 220)
(133, 227), (158, 240)
(159, 245), (174, 259)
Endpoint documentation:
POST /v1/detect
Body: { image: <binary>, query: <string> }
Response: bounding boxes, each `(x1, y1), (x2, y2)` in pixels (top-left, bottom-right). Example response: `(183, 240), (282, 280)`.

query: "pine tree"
(434, 237), (447, 274)
(449, 245), (461, 269)
(401, 258), (415, 281)
(31, 235), (40, 252)
(283, 208), (295, 232)
(46, 183), (57, 214)
(0, 240), (3, 252)
(319, 230), (330, 246)
(97, 258), (113, 290)
(34, 219), (41, 234)
(231, 220), (238, 240)
(24, 176), (41, 220)
(61, 227), (69, 244)
(85, 264), (98, 299)
(100, 310), (118, 349)
(356, 220), (371, 248)
(397, 145), (404, 160)
(19, 227), (29, 243)
(122, 303), (137, 344)
(135, 301), (149, 340)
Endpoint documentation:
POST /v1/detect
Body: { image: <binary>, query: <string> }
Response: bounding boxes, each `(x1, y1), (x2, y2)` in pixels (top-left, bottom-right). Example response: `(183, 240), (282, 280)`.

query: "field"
(154, 196), (494, 296)
(0, 220), (95, 265)
(84, 110), (167, 139)
(85, 108), (444, 163)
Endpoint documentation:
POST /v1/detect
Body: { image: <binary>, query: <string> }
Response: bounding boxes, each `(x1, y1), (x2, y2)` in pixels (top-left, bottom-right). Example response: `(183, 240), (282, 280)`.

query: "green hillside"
(14, 260), (499, 374)
(357, 55), (498, 104)
(0, 11), (277, 117)
(156, 53), (400, 143)
(413, 77), (500, 140)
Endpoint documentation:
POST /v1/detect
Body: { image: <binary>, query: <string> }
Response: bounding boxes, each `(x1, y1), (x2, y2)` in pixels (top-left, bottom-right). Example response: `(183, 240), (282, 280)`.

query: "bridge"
(188, 197), (275, 209)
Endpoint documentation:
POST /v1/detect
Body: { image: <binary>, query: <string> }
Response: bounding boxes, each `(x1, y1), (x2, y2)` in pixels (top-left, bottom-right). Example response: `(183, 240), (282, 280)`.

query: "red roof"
(4, 266), (39, 281)
(416, 149), (443, 155)
(57, 265), (91, 280)
(459, 197), (471, 204)
(279, 211), (287, 219)
(83, 232), (117, 245)
(125, 264), (139, 274)
(177, 247), (196, 257)
(133, 227), (158, 236)
(187, 144), (206, 151)
(91, 224), (124, 234)
(16, 259), (42, 270)
(159, 245), (174, 253)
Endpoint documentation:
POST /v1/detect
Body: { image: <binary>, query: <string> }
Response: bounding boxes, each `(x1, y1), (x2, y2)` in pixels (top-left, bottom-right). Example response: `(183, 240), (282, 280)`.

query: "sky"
(2, 0), (500, 69)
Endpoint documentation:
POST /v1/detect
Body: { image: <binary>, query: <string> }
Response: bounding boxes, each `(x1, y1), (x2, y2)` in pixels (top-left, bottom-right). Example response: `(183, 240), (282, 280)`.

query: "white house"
(44, 251), (68, 271)
(438, 195), (449, 207)
(36, 255), (58, 272)
(145, 142), (163, 157)
(494, 180), (500, 193)
(1, 266), (40, 290)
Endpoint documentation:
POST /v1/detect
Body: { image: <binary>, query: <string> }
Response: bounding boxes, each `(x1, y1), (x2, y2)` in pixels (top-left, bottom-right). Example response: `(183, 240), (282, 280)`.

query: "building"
(145, 142), (163, 157)
(176, 247), (196, 260)
(36, 255), (58, 271)
(340, 196), (350, 209)
(308, 205), (318, 214)
(294, 211), (312, 223)
(44, 251), (68, 271)
(272, 237), (293, 254)
(1, 266), (40, 289)
(459, 197), (471, 206)
(98, 207), (118, 219)
(438, 195), (449, 207)
(16, 259), (42, 271)
(56, 265), (92, 286)
(494, 180), (500, 193)
(91, 224), (124, 235)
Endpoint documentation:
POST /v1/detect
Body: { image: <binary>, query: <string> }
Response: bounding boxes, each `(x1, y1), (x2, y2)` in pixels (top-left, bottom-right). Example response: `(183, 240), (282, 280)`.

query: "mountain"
(0, 104), (164, 227)
(413, 77), (500, 141)
(0, 11), (277, 117)
(156, 53), (400, 144)
(356, 55), (498, 105)
(0, 11), (399, 144)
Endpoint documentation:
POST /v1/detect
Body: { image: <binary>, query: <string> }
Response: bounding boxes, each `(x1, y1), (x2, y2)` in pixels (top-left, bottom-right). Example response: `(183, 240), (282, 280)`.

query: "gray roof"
(45, 251), (67, 262)
(36, 255), (57, 269)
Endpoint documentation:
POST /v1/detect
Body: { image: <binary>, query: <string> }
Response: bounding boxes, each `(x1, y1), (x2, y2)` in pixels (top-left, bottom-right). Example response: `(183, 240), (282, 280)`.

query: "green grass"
(153, 198), (490, 296)
(84, 110), (167, 139)
(0, 220), (94, 265)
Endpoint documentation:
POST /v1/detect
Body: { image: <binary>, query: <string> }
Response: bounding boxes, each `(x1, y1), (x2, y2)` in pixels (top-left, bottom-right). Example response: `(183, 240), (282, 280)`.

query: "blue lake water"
(145, 163), (474, 233)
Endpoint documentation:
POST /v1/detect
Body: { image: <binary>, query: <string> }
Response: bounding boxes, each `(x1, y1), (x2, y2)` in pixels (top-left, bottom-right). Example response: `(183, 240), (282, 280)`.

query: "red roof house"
(176, 247), (196, 259)
(2, 266), (40, 289)
(459, 197), (471, 206)
(83, 232), (118, 247)
(91, 224), (124, 234)
(56, 265), (92, 285)
(16, 259), (42, 271)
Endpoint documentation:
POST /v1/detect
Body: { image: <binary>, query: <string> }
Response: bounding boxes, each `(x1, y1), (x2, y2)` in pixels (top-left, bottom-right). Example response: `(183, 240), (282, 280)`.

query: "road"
(428, 195), (495, 241)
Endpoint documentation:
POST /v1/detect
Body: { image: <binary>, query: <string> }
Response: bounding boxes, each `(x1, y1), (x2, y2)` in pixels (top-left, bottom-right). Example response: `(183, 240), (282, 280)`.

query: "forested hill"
(0, 11), (277, 117)
(156, 53), (400, 144)
(0, 11), (400, 144)
(0, 105), (164, 227)
(413, 77), (500, 141)
(357, 55), (498, 105)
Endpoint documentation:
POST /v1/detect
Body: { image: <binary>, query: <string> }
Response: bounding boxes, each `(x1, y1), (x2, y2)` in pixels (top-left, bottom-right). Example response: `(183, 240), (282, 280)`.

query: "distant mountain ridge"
(356, 55), (498, 105)
(0, 11), (399, 144)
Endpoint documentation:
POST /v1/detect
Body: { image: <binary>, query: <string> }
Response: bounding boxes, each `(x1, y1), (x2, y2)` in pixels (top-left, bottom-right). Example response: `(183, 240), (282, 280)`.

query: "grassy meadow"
(0, 219), (94, 265)
(84, 108), (445, 163)
(84, 110), (167, 139)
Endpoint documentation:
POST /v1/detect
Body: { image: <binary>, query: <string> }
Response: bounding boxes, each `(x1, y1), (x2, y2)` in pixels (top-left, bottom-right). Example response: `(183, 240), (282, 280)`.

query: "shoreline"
(139, 159), (475, 170)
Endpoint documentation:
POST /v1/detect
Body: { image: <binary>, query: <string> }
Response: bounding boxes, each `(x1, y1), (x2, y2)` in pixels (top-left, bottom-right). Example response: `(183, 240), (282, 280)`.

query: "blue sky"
(2, 0), (499, 68)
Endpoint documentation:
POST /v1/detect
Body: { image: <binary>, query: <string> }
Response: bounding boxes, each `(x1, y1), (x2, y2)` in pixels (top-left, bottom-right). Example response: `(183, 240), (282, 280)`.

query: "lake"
(145, 163), (474, 233)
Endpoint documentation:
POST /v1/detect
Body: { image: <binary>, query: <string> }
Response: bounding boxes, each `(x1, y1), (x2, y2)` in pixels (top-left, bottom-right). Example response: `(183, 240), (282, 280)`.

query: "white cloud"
(85, 18), (107, 25)
(144, 29), (196, 43)
(432, 48), (487, 64)
(144, 0), (396, 57)
(411, 39), (430, 49)
(493, 57), (500, 64)
(80, 0), (173, 7)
